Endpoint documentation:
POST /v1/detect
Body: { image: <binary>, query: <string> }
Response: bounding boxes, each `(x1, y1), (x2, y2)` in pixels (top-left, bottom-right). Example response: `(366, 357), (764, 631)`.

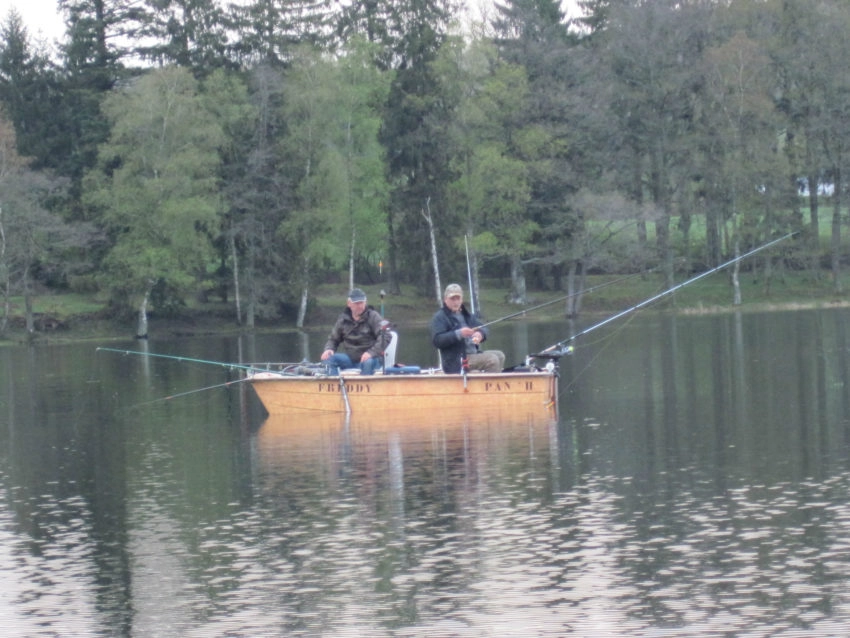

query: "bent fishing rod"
(533, 231), (796, 357)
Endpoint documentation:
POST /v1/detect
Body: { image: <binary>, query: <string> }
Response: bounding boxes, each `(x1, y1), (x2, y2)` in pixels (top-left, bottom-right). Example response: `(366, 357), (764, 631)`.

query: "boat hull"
(248, 370), (558, 415)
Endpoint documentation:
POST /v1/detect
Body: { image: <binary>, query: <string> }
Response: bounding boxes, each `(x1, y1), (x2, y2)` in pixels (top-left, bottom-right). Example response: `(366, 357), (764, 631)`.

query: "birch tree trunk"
(246, 243), (255, 330)
(422, 198), (441, 305)
(136, 288), (150, 338)
(23, 265), (35, 338)
(509, 255), (527, 304)
(732, 235), (742, 306)
(565, 260), (578, 318)
(230, 226), (242, 326)
(296, 257), (310, 328)
(348, 225), (356, 292)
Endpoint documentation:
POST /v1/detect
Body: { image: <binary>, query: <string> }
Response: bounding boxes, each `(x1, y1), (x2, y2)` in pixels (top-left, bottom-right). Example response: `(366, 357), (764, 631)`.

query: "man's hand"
(320, 349), (334, 360)
(360, 352), (372, 363)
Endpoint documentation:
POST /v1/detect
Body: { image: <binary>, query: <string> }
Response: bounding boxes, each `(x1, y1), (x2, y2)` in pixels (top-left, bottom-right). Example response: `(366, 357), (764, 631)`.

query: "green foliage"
(83, 66), (225, 312)
(278, 42), (391, 288)
(6, 0), (850, 323)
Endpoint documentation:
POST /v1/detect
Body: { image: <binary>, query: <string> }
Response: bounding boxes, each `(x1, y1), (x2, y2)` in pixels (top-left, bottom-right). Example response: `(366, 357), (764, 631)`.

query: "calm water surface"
(2, 308), (850, 636)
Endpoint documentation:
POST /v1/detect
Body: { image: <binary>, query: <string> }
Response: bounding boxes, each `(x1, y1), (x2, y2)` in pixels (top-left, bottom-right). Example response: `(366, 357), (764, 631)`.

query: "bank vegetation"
(1, 0), (849, 340)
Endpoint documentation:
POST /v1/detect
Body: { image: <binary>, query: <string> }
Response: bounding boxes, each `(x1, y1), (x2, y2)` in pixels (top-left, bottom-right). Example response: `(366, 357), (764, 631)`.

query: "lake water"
(2, 307), (850, 636)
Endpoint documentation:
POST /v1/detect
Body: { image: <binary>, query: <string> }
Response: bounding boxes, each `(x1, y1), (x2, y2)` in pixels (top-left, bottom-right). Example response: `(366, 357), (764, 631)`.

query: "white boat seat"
(384, 330), (398, 368)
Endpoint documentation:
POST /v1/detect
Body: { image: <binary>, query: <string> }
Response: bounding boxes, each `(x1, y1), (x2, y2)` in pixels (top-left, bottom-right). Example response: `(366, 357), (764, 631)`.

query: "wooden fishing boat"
(246, 366), (559, 416)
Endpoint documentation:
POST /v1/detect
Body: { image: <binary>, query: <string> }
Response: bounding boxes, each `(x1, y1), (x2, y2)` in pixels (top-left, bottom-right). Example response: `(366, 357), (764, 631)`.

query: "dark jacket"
(430, 303), (489, 373)
(324, 306), (391, 361)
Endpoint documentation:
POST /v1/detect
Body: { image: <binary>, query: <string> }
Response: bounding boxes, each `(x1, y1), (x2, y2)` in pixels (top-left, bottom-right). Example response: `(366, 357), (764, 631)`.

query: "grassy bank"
(4, 269), (850, 345)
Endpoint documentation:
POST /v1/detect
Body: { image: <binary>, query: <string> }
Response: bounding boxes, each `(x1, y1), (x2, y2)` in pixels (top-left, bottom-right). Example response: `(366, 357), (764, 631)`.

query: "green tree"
(440, 39), (536, 304)
(200, 68), (256, 323)
(333, 40), (392, 291)
(229, 0), (338, 67)
(490, 0), (578, 302)
(130, 0), (231, 71)
(277, 44), (390, 326)
(379, 0), (457, 296)
(277, 47), (345, 326)
(701, 30), (786, 303)
(0, 115), (91, 336)
(0, 11), (63, 172)
(83, 66), (225, 320)
(224, 64), (291, 327)
(601, 0), (711, 286)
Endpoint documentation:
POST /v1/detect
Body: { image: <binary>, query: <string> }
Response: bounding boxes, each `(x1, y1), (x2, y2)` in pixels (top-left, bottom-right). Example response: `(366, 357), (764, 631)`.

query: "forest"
(0, 0), (847, 335)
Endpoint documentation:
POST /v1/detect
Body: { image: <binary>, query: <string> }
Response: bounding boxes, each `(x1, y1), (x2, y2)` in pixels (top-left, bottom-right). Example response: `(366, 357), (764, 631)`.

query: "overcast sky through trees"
(6, 0), (582, 49)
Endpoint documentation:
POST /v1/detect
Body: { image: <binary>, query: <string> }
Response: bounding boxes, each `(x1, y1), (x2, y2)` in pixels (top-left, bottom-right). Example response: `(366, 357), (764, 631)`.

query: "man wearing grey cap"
(430, 283), (505, 373)
(321, 288), (391, 375)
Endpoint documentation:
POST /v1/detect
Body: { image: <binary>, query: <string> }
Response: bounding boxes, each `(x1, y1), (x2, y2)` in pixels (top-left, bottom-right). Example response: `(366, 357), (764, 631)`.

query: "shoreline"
(4, 295), (850, 347)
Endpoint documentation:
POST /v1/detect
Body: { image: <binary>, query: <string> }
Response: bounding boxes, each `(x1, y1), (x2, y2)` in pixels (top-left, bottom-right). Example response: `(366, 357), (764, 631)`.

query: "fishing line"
(478, 270), (651, 330)
(125, 377), (254, 411)
(536, 232), (796, 357)
(96, 347), (306, 375)
(559, 287), (658, 393)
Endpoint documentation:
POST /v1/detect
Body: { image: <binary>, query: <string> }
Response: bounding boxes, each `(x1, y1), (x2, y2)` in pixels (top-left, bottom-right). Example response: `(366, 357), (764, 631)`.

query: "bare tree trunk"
(296, 257), (310, 328)
(509, 255), (526, 304)
(832, 165), (842, 294)
(348, 225), (356, 292)
(422, 198), (441, 305)
(732, 235), (742, 306)
(230, 226), (242, 326)
(565, 260), (578, 318)
(806, 131), (820, 272)
(386, 208), (401, 295)
(136, 287), (150, 338)
(23, 265), (35, 337)
(246, 240), (255, 330)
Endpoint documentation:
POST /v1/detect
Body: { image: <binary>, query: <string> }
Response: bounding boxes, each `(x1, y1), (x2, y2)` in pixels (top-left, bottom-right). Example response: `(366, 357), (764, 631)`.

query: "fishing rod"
(477, 270), (651, 330)
(96, 347), (302, 374)
(533, 231), (796, 357)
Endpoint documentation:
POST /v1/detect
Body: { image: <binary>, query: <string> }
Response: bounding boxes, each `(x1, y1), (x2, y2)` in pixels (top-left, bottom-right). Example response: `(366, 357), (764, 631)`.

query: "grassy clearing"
(318, 267), (850, 328)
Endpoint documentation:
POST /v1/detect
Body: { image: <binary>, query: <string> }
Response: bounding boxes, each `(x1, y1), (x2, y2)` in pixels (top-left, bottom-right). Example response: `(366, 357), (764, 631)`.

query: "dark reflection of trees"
(660, 314), (680, 482)
(0, 344), (134, 633)
(795, 311), (815, 480)
(835, 310), (850, 453)
(710, 313), (730, 493)
(556, 341), (589, 490)
(812, 311), (829, 481)
(790, 310), (830, 481)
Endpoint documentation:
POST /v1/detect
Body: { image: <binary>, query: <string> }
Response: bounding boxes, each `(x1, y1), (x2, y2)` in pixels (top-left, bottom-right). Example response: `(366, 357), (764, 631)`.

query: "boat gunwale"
(246, 367), (559, 416)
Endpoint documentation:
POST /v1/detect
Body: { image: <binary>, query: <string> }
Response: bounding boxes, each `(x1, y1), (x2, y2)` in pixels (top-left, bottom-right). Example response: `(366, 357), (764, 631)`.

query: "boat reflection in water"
(242, 407), (564, 635)
(255, 407), (559, 523)
(256, 407), (558, 473)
